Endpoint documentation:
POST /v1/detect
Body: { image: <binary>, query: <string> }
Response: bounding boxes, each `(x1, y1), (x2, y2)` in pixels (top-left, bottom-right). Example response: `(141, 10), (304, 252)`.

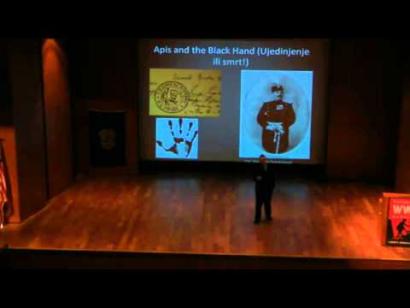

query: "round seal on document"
(154, 81), (190, 113)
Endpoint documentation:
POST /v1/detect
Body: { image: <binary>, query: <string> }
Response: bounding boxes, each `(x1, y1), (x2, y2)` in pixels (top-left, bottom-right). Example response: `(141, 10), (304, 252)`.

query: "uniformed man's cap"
(271, 84), (284, 92)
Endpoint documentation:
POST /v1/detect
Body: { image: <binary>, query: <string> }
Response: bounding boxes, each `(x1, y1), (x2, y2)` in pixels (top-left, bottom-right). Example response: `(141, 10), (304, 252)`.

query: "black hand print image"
(156, 118), (198, 158)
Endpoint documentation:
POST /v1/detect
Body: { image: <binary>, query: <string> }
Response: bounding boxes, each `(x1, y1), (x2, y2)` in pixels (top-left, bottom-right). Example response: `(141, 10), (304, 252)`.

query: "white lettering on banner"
(392, 205), (410, 215)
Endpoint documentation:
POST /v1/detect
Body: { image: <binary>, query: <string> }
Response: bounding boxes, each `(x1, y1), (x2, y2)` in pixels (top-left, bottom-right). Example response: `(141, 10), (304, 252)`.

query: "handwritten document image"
(149, 68), (221, 117)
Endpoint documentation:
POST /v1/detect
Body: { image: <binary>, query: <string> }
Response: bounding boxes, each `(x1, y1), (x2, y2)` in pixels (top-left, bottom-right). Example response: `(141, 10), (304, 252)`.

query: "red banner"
(387, 197), (410, 245)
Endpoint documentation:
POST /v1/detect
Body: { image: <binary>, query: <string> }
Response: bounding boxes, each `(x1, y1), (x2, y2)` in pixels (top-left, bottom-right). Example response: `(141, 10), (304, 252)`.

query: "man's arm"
(286, 104), (296, 128)
(254, 174), (263, 182)
(257, 103), (269, 128)
(253, 165), (263, 182)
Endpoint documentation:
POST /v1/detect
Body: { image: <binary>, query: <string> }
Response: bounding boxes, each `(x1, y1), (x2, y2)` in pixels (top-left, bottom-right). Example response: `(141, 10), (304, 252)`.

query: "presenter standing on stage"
(253, 155), (276, 224)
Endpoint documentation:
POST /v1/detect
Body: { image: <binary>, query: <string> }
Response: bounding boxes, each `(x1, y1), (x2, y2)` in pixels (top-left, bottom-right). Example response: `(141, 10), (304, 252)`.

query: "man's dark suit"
(254, 163), (276, 223)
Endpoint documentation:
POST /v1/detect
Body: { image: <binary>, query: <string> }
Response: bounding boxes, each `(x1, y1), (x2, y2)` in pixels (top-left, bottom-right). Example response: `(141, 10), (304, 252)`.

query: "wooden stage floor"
(2, 174), (410, 262)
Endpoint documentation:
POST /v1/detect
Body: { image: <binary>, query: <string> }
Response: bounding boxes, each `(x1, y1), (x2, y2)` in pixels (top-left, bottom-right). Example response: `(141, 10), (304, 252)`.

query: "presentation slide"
(138, 39), (328, 164)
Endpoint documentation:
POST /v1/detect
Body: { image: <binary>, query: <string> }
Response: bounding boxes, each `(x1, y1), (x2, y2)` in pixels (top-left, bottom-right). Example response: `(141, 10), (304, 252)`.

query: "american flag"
(0, 142), (8, 229)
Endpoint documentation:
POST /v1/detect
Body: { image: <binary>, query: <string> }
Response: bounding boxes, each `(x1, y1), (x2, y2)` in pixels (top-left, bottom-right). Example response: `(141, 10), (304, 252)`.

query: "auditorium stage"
(2, 174), (410, 268)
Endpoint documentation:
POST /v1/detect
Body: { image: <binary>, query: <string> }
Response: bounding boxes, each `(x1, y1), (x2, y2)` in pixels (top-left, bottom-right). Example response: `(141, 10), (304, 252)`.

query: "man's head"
(259, 154), (267, 165)
(271, 83), (284, 101)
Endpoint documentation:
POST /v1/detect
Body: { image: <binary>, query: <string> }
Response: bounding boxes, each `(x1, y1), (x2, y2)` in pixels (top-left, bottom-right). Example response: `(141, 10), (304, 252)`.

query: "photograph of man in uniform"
(257, 84), (296, 153)
(239, 70), (313, 160)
